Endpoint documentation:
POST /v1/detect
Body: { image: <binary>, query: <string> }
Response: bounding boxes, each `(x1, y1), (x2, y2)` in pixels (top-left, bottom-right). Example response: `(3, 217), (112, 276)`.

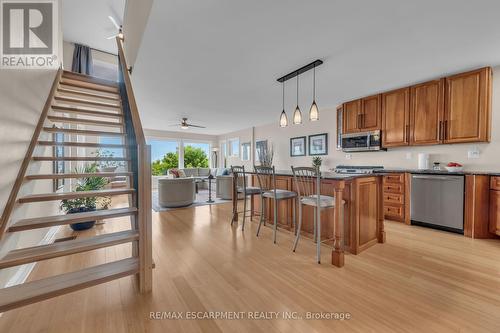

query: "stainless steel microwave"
(341, 130), (382, 152)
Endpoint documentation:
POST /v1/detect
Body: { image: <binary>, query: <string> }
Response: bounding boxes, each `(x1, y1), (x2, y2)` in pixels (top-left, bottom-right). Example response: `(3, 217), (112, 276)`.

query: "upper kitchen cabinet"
(444, 67), (492, 143)
(381, 88), (410, 147)
(343, 99), (362, 134)
(343, 94), (381, 134)
(361, 94), (382, 131)
(410, 79), (445, 145)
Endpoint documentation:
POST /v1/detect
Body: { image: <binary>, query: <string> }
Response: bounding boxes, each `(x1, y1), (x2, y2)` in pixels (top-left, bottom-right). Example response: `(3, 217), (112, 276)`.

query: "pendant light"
(293, 75), (302, 124)
(309, 64), (319, 121)
(279, 81), (288, 127)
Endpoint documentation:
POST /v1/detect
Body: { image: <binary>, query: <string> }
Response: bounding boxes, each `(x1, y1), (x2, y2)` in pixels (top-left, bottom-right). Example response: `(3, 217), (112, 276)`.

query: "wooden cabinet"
(490, 189), (500, 236)
(410, 79), (444, 145)
(343, 95), (381, 134)
(490, 176), (500, 236)
(376, 67), (491, 148)
(343, 100), (361, 134)
(352, 176), (380, 254)
(252, 176), (293, 230)
(383, 173), (406, 222)
(381, 88), (410, 147)
(444, 67), (492, 143)
(361, 94), (382, 131)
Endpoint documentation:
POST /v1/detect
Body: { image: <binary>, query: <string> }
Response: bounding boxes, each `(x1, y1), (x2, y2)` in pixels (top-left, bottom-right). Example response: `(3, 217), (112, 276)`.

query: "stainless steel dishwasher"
(410, 174), (465, 234)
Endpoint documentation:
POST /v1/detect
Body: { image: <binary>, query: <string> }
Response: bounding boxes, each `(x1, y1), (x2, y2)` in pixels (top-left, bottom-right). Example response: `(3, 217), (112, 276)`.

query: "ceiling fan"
(169, 118), (206, 130)
(105, 15), (123, 40)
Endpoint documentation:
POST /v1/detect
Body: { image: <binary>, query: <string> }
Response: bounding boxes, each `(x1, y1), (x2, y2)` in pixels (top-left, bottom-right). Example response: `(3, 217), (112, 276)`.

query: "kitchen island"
(231, 171), (386, 267)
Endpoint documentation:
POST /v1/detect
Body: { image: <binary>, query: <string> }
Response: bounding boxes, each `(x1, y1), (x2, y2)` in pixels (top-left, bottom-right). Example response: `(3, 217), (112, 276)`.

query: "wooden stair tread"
(9, 207), (137, 232)
(0, 230), (139, 269)
(43, 127), (125, 137)
(37, 141), (127, 149)
(18, 188), (134, 203)
(0, 257), (138, 312)
(62, 70), (118, 87)
(57, 87), (120, 101)
(47, 115), (123, 127)
(25, 172), (132, 180)
(52, 105), (122, 118)
(32, 156), (130, 162)
(60, 78), (119, 94)
(54, 96), (121, 108)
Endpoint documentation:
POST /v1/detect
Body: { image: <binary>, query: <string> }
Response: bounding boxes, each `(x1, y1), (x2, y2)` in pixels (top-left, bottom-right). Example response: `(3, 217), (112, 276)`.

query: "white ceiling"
(62, 0), (125, 54)
(132, 0), (500, 135)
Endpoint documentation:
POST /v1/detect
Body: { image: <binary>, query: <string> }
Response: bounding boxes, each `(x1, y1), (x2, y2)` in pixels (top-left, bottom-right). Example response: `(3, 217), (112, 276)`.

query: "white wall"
(0, 69), (60, 287)
(219, 65), (500, 172)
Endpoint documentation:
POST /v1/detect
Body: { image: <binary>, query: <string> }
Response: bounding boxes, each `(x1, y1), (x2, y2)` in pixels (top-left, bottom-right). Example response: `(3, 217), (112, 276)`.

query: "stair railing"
(116, 36), (153, 292)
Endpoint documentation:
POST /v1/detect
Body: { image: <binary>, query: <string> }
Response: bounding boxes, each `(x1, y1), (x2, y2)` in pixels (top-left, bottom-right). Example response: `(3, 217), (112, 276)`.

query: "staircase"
(0, 38), (152, 312)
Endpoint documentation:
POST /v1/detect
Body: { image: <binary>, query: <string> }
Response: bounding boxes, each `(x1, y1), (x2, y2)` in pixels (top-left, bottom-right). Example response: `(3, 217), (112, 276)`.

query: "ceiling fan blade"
(108, 15), (121, 30)
(168, 124), (180, 127)
(188, 124), (206, 128)
(106, 34), (118, 40)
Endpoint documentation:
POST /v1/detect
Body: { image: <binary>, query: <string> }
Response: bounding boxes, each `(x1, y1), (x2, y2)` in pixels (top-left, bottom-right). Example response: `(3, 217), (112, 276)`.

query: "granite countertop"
(374, 169), (500, 176)
(249, 169), (380, 180)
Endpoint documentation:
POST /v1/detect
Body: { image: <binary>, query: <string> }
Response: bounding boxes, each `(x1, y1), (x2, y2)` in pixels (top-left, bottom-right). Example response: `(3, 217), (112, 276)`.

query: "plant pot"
(68, 207), (97, 231)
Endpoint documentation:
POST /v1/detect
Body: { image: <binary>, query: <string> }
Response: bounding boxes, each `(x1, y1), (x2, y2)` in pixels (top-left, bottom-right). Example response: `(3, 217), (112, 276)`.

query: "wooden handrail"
(116, 37), (146, 146)
(116, 36), (152, 292)
(0, 68), (63, 238)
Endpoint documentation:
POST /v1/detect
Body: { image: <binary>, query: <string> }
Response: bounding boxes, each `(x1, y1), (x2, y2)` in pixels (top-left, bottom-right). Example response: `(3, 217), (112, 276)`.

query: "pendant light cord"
(313, 65), (316, 100)
(282, 81), (285, 110)
(296, 75), (299, 105)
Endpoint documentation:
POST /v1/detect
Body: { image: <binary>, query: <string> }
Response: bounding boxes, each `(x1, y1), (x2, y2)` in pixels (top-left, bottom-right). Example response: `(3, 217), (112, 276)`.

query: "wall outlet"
(406, 152), (412, 160)
(345, 154), (352, 160)
(468, 147), (480, 159)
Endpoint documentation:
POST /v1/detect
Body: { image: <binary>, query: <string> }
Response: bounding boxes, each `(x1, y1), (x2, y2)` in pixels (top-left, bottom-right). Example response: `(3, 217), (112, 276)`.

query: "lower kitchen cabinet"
(490, 177), (500, 236)
(383, 173), (407, 223)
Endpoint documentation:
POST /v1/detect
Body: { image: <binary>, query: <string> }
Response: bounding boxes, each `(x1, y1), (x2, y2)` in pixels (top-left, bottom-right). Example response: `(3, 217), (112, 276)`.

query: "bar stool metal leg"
(317, 207), (322, 264)
(257, 194), (265, 236)
(273, 198), (278, 244)
(292, 198), (296, 236)
(242, 195), (247, 231)
(313, 207), (317, 243)
(293, 202), (302, 252)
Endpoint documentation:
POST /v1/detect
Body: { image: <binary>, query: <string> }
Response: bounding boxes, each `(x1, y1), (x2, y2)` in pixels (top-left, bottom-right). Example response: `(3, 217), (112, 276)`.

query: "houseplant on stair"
(60, 163), (111, 231)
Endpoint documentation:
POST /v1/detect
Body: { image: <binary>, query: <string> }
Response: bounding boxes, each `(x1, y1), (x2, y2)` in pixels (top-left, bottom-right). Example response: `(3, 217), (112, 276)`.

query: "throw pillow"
(178, 169), (187, 178)
(169, 169), (180, 178)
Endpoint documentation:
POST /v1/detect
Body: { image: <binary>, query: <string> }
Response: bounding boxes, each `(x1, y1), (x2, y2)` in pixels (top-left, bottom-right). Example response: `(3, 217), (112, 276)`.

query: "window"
(183, 142), (210, 168)
(241, 142), (251, 161)
(228, 138), (239, 157)
(220, 141), (227, 167)
(147, 139), (179, 176)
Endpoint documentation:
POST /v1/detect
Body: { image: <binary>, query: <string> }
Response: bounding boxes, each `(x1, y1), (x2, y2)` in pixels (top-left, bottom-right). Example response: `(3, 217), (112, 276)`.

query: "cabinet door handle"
(444, 120), (448, 140)
(439, 121), (443, 141)
(406, 124), (410, 143)
(357, 114), (361, 129)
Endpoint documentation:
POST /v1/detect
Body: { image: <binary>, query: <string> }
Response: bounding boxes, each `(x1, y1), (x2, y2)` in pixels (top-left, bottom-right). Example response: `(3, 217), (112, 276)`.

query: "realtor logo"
(1, 0), (58, 68)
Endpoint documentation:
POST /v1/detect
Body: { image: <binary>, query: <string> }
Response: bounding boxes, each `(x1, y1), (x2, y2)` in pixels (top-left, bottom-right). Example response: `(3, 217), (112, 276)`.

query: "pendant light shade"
(279, 81), (288, 127)
(309, 65), (319, 121)
(293, 75), (302, 124)
(279, 110), (288, 127)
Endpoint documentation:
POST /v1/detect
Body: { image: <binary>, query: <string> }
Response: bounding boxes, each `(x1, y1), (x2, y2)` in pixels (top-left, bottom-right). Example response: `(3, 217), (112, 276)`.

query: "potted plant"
(312, 156), (322, 170)
(60, 163), (111, 231)
(259, 144), (274, 167)
(93, 149), (126, 173)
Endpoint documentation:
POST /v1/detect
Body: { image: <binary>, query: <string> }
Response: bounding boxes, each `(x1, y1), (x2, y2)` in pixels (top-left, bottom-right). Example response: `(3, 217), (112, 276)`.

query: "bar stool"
(254, 166), (298, 244)
(231, 165), (261, 231)
(291, 166), (344, 264)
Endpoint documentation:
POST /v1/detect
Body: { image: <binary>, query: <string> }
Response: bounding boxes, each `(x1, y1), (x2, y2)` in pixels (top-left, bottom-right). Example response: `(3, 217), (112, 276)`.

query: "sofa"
(158, 178), (196, 208)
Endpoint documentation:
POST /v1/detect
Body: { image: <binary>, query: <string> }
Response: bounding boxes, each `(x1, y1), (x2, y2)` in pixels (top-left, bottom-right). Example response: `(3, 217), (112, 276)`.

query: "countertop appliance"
(334, 165), (384, 174)
(410, 174), (465, 234)
(341, 130), (383, 152)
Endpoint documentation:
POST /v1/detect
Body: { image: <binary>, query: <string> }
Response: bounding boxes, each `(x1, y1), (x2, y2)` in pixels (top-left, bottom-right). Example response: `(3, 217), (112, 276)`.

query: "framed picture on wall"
(290, 136), (306, 157)
(308, 133), (328, 156)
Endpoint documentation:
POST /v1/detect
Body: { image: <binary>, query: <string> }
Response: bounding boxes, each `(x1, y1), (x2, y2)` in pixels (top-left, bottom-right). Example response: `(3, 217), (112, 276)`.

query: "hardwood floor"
(2, 198), (500, 332)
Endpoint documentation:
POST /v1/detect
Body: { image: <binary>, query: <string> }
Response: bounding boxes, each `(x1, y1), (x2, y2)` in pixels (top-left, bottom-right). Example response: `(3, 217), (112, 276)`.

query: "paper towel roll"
(418, 153), (429, 170)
